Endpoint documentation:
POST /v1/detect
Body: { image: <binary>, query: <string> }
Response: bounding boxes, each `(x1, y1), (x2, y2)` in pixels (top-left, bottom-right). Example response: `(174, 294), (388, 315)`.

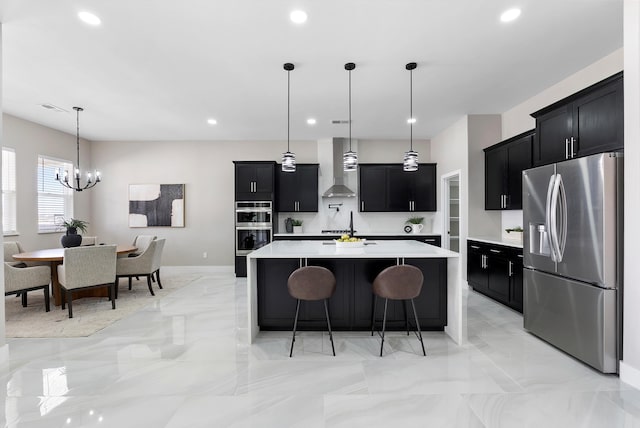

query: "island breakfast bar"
(246, 240), (465, 345)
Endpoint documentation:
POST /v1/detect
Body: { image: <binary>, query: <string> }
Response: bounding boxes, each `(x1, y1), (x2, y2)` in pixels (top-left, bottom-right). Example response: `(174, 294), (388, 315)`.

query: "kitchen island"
(246, 240), (464, 345)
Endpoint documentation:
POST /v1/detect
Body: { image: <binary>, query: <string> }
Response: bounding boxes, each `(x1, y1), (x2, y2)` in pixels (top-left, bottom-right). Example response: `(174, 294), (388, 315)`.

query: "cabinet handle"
(517, 254), (524, 258)
(470, 245), (480, 249)
(412, 201), (415, 211)
(504, 194), (509, 208)
(425, 239), (436, 242)
(565, 138), (569, 159)
(361, 201), (365, 211)
(570, 137), (575, 158)
(489, 249), (501, 254)
(508, 261), (513, 277)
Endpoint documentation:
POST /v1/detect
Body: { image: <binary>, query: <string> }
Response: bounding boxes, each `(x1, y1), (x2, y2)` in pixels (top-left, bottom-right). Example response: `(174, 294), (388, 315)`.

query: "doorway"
(442, 172), (460, 252)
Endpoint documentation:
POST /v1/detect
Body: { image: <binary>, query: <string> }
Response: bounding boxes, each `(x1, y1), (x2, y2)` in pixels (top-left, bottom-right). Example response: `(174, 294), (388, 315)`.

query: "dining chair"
(116, 239), (165, 297)
(131, 235), (157, 256)
(81, 236), (98, 246)
(57, 245), (117, 318)
(4, 257), (51, 312)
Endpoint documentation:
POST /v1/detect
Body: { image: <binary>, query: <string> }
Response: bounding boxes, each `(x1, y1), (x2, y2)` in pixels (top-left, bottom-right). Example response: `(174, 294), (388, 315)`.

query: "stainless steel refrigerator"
(523, 152), (623, 373)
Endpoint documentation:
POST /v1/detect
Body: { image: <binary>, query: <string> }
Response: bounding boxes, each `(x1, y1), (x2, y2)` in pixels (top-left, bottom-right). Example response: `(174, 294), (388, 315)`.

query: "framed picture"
(129, 184), (185, 227)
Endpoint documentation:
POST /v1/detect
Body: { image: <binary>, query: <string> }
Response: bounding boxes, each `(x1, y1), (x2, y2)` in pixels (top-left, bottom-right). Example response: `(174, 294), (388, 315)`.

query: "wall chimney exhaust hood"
(322, 138), (357, 198)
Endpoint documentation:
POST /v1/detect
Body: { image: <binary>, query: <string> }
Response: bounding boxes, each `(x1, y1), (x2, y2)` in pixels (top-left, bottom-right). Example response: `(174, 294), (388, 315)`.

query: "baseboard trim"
(620, 361), (640, 390)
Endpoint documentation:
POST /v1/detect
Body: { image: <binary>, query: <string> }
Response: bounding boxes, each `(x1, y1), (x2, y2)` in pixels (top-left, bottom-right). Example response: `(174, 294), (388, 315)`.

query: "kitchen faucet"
(349, 211), (354, 237)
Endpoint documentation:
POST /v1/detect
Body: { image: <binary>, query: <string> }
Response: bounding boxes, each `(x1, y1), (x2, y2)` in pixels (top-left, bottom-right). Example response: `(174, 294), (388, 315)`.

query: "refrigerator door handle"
(545, 174), (558, 262)
(550, 173), (563, 262)
(557, 174), (568, 261)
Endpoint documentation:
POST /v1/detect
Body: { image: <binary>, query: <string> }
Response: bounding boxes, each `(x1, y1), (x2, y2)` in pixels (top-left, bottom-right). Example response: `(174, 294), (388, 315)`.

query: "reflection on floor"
(1, 267), (639, 427)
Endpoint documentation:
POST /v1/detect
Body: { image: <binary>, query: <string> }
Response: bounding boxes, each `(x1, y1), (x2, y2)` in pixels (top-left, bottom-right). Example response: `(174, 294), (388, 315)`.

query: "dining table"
(13, 245), (137, 306)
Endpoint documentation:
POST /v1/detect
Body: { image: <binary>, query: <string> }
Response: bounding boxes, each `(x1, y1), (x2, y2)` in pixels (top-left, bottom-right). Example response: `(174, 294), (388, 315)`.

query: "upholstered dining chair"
(4, 262), (52, 311)
(81, 236), (98, 246)
(116, 239), (165, 297)
(3, 241), (51, 311)
(131, 235), (157, 256)
(57, 245), (117, 318)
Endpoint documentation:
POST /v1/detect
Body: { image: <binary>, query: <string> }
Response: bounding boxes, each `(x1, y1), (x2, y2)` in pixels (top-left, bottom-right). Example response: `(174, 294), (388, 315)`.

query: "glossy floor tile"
(0, 267), (638, 427)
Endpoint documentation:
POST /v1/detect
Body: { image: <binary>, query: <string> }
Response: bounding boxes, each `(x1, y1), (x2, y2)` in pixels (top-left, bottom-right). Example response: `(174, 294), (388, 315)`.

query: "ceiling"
(0, 0), (623, 142)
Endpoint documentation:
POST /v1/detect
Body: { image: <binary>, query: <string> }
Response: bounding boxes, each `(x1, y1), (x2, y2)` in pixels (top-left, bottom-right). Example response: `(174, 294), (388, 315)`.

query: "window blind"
(37, 155), (73, 233)
(2, 147), (17, 235)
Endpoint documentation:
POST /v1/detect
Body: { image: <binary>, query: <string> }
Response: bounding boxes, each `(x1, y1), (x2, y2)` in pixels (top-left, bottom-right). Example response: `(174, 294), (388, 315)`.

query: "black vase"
(61, 228), (82, 248)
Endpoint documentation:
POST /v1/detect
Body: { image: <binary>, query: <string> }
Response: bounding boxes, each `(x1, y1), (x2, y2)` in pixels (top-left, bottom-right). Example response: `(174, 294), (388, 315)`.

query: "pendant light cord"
(410, 67), (413, 152)
(75, 107), (82, 171)
(348, 68), (352, 151)
(287, 69), (290, 152)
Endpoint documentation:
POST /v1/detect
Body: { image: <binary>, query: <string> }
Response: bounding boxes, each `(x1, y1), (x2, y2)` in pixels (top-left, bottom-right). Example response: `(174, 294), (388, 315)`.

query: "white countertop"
(467, 236), (523, 249)
(274, 232), (441, 237)
(249, 240), (458, 259)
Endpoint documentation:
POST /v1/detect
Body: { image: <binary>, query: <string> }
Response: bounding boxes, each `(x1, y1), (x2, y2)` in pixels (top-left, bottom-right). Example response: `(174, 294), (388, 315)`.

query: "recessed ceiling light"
(307, 118), (316, 125)
(290, 10), (308, 24)
(40, 103), (68, 113)
(407, 118), (417, 124)
(500, 8), (521, 23)
(78, 11), (101, 26)
(207, 118), (217, 125)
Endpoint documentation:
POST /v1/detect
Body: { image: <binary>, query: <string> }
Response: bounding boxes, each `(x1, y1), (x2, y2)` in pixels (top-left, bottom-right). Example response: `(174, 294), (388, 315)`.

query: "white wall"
(502, 48), (624, 140)
(430, 116), (469, 278)
(0, 23), (5, 349)
(2, 114), (93, 251)
(467, 115), (502, 237)
(621, 0), (640, 389)
(90, 139), (318, 267)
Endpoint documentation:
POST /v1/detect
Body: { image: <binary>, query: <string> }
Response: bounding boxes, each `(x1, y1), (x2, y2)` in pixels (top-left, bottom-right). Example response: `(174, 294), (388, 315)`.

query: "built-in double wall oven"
(235, 201), (272, 255)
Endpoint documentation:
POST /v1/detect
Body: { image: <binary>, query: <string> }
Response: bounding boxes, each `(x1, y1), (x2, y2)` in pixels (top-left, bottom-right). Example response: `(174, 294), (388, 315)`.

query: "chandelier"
(55, 107), (101, 191)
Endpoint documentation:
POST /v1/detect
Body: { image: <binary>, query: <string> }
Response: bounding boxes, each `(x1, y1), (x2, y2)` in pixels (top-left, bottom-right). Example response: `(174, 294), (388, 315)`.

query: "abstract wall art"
(129, 184), (185, 227)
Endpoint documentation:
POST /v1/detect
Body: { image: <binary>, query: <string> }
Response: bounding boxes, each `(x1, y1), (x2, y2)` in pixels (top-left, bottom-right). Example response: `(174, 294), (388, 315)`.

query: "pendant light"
(404, 62), (419, 172)
(282, 63), (296, 173)
(343, 62), (358, 171)
(55, 107), (102, 191)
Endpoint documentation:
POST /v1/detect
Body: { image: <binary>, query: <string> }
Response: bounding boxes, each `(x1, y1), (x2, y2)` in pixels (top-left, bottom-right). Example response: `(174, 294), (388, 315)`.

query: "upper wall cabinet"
(484, 130), (533, 210)
(531, 72), (623, 167)
(234, 161), (275, 201)
(359, 163), (437, 212)
(275, 164), (319, 212)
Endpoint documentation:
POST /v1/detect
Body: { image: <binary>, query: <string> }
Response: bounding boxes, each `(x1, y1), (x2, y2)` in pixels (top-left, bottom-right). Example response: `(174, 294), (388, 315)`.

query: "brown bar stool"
(287, 266), (336, 357)
(371, 264), (426, 357)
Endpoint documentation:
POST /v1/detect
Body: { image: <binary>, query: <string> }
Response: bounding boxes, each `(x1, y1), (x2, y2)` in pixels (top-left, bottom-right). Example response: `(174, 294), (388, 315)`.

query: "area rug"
(5, 271), (200, 338)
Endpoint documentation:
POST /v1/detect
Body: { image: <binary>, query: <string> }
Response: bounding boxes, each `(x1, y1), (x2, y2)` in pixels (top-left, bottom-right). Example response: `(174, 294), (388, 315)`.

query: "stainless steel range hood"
(322, 138), (357, 198)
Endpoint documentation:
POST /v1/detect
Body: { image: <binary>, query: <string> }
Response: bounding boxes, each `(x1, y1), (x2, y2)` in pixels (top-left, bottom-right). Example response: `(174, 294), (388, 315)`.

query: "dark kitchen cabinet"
(484, 130), (533, 210)
(359, 163), (437, 212)
(531, 72), (623, 167)
(234, 161), (276, 201)
(275, 164), (319, 212)
(467, 240), (523, 313)
(359, 165), (388, 212)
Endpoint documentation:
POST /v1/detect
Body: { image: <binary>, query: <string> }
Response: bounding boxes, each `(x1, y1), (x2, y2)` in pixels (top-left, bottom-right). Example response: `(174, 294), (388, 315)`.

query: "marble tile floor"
(0, 268), (638, 427)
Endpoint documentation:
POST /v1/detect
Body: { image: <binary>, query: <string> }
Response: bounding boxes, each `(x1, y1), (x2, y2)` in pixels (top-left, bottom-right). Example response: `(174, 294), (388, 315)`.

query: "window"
(37, 156), (73, 233)
(2, 147), (17, 235)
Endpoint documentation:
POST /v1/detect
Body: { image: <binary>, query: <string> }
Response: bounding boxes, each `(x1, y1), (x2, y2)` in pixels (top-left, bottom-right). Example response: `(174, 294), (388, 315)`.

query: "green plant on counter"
(291, 219), (303, 226)
(62, 218), (89, 234)
(406, 217), (424, 224)
(505, 226), (524, 233)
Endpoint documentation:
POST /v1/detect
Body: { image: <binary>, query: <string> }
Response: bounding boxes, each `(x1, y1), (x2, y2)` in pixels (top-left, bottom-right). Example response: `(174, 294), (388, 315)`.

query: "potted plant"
(292, 219), (303, 234)
(61, 218), (89, 248)
(406, 217), (424, 234)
